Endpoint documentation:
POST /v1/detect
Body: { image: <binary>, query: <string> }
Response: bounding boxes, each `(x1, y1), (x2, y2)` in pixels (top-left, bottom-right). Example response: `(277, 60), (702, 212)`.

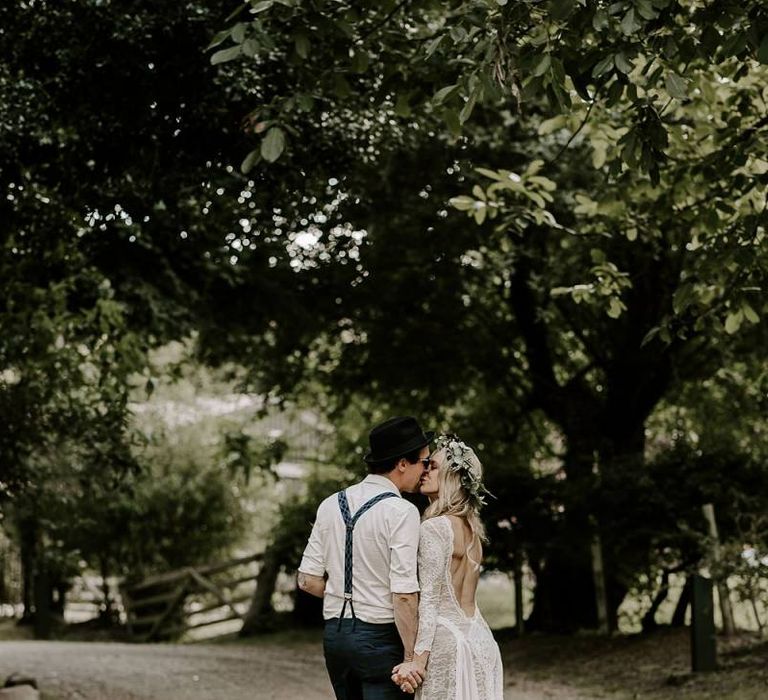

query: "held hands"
(391, 661), (426, 695)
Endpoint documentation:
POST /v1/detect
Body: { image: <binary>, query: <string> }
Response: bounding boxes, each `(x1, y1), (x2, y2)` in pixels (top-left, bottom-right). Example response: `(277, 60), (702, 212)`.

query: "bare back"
(446, 515), (482, 617)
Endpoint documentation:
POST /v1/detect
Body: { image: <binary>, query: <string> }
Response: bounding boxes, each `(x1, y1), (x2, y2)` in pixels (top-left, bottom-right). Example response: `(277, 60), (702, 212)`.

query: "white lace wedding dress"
(414, 515), (504, 699)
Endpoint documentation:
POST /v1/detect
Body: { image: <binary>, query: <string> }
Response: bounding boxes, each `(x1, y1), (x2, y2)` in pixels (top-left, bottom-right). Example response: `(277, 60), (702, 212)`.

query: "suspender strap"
(337, 490), (398, 628)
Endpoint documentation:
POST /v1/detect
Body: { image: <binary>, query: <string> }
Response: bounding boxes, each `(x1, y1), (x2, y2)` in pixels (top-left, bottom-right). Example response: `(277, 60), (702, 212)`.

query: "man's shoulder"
(315, 490), (343, 516)
(385, 496), (419, 517)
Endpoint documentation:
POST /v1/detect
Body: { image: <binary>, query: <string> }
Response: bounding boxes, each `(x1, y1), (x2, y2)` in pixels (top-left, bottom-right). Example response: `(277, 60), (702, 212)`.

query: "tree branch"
(358, 0), (412, 45)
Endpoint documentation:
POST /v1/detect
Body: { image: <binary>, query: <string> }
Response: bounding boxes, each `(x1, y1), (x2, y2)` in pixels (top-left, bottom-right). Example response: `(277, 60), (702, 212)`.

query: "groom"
(298, 416), (433, 699)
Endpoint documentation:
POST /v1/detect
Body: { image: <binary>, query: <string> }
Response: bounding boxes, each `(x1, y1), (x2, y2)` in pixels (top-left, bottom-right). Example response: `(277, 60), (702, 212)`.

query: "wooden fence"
(121, 553), (262, 641)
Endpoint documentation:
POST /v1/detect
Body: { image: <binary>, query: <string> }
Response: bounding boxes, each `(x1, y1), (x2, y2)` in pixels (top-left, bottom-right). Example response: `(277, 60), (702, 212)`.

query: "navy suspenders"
(337, 489), (398, 629)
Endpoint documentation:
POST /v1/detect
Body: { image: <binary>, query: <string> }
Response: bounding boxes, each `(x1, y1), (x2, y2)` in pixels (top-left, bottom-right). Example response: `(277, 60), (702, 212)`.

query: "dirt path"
(0, 640), (603, 700)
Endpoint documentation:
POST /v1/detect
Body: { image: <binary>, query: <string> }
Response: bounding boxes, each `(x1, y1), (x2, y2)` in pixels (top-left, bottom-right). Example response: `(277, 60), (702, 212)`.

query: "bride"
(392, 434), (504, 699)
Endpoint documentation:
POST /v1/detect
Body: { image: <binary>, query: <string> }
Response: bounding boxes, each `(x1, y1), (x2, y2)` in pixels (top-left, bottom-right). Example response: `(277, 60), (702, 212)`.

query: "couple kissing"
(297, 416), (503, 700)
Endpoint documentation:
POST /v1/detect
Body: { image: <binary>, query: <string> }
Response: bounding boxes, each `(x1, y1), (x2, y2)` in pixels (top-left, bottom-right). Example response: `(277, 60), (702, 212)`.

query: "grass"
(0, 617), (34, 641)
(496, 627), (768, 699)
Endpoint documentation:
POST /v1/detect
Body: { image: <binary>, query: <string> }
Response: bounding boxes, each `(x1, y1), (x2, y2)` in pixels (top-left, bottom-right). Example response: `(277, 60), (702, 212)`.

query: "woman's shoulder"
(420, 514), (453, 537)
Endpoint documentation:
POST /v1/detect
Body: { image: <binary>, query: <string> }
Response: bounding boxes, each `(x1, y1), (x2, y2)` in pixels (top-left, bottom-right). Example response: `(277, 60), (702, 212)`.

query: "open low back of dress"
(447, 515), (482, 618)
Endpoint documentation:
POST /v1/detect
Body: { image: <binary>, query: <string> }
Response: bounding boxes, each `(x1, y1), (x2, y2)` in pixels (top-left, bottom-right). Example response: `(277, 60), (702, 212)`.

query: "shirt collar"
(362, 474), (401, 496)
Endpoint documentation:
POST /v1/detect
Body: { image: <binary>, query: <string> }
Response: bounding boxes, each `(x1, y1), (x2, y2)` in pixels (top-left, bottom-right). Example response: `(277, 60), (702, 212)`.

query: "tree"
(0, 0), (287, 630)
(203, 0), (768, 630)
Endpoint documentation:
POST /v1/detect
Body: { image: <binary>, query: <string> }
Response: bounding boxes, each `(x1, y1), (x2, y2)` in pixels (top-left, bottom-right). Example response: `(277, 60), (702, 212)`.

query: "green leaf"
(231, 23), (247, 43)
(241, 38), (259, 57)
(574, 194), (598, 216)
(532, 53), (552, 78)
(614, 52), (634, 74)
(250, 0), (274, 13)
(207, 29), (232, 51)
(351, 50), (369, 73)
(758, 35), (768, 64)
(743, 303), (760, 324)
(528, 175), (557, 191)
(525, 190), (546, 208)
(475, 167), (502, 180)
(449, 196), (476, 211)
(620, 8), (641, 35)
(635, 0), (658, 20)
(333, 74), (352, 98)
(394, 93), (411, 117)
(433, 84), (459, 105)
(443, 108), (462, 138)
(641, 326), (660, 347)
(294, 33), (310, 59)
(550, 0), (575, 21)
(425, 35), (444, 58)
(724, 310), (744, 334)
(592, 9), (609, 30)
(211, 46), (242, 65)
(592, 140), (608, 168)
(241, 148), (261, 174)
(592, 54), (615, 78)
(334, 18), (354, 38)
(459, 87), (480, 124)
(297, 94), (314, 111)
(672, 283), (694, 314)
(261, 127), (286, 163)
(665, 72), (688, 99)
(607, 297), (624, 318)
(538, 115), (567, 135)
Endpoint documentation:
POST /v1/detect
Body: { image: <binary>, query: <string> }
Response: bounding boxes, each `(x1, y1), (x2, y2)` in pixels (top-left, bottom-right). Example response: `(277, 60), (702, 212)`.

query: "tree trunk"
(33, 566), (51, 639)
(527, 424), (644, 632)
(527, 529), (598, 632)
(701, 504), (735, 635)
(240, 544), (280, 636)
(672, 575), (692, 627)
(642, 569), (671, 632)
(18, 516), (37, 624)
(99, 556), (117, 625)
(590, 517), (610, 634)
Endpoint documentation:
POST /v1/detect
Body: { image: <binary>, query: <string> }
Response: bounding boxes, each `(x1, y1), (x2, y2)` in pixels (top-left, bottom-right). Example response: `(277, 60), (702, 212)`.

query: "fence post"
(513, 543), (525, 637)
(691, 574), (717, 672)
(701, 503), (735, 636)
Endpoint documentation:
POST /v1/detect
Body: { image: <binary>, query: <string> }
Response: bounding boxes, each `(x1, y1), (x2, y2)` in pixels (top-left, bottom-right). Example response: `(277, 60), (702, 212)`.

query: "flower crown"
(434, 433), (494, 507)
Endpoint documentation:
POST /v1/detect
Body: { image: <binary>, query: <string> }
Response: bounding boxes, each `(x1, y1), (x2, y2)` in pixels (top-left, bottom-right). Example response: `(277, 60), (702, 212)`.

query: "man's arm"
(392, 592), (419, 661)
(297, 500), (327, 597)
(297, 571), (326, 598)
(389, 505), (422, 663)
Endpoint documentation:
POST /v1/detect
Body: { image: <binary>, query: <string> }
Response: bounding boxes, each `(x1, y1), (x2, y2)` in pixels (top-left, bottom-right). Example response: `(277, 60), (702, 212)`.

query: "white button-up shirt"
(299, 474), (421, 624)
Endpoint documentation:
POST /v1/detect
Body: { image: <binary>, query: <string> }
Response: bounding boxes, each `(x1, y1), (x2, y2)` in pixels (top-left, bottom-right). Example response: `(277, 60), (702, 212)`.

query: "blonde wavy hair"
(422, 444), (488, 544)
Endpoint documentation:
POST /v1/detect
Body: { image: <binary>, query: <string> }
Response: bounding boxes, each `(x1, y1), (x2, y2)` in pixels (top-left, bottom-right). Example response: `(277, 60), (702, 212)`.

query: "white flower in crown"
(434, 433), (494, 507)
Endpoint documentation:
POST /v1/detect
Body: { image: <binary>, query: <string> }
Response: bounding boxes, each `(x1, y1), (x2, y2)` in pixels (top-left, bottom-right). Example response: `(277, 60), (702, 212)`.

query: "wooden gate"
(121, 553), (262, 641)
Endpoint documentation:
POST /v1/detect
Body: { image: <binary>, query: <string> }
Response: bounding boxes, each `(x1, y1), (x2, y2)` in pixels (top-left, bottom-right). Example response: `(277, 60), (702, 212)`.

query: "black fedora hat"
(364, 416), (434, 464)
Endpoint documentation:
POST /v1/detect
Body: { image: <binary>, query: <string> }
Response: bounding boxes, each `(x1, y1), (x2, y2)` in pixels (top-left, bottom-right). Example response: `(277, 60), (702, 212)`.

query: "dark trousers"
(323, 618), (410, 700)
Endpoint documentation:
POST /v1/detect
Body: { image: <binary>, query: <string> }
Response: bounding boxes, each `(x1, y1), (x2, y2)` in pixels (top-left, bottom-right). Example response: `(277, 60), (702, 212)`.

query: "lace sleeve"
(414, 518), (449, 655)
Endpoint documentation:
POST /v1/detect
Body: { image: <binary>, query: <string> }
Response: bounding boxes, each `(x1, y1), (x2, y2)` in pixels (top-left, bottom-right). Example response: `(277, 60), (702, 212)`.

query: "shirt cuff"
(390, 576), (420, 594)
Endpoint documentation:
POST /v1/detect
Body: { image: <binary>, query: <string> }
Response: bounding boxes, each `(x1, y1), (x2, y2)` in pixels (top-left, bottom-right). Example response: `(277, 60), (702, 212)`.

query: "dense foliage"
(207, 0), (768, 629)
(1, 0), (767, 635)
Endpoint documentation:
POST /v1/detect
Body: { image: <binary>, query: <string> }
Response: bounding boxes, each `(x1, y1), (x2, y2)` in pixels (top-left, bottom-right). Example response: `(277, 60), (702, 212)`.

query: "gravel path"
(0, 640), (599, 700)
